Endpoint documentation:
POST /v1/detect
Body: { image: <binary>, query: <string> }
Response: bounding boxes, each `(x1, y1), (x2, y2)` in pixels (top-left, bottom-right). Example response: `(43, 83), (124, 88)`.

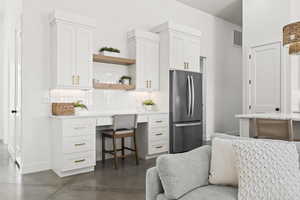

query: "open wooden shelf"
(93, 82), (135, 90)
(93, 54), (136, 66)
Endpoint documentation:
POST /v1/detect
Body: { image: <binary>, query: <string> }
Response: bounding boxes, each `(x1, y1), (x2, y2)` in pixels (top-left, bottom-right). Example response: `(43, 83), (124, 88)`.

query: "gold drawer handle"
(74, 127), (87, 130)
(74, 159), (86, 163)
(156, 146), (163, 149)
(155, 133), (163, 136)
(74, 143), (86, 146)
(155, 120), (163, 123)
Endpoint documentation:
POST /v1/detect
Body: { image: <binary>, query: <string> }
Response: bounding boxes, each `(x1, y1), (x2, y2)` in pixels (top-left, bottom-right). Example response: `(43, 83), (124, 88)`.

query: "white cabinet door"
(184, 36), (201, 72)
(133, 41), (148, 91)
(76, 27), (93, 89)
(170, 32), (185, 70)
(170, 32), (201, 72)
(56, 22), (76, 88)
(128, 31), (159, 91)
(146, 40), (159, 91)
(250, 42), (281, 113)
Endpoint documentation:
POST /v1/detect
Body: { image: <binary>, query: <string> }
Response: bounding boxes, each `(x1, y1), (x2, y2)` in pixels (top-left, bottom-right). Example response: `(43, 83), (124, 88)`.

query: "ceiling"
(177, 0), (242, 26)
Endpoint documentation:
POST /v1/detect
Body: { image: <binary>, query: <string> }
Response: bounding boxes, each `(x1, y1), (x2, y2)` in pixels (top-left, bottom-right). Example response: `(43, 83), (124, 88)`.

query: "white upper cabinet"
(128, 30), (160, 91)
(50, 10), (96, 90)
(152, 22), (202, 73)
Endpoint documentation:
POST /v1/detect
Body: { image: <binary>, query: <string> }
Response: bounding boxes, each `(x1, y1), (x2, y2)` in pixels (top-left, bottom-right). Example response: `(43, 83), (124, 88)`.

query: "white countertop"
(236, 113), (300, 121)
(50, 110), (168, 119)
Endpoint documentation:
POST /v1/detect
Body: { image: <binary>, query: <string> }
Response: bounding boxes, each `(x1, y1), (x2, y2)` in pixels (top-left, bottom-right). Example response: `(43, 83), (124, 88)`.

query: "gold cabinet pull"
(155, 133), (163, 136)
(187, 62), (189, 69)
(156, 146), (163, 149)
(77, 75), (80, 85)
(74, 159), (86, 163)
(149, 80), (152, 88)
(74, 143), (86, 146)
(72, 75), (75, 85)
(146, 80), (149, 88)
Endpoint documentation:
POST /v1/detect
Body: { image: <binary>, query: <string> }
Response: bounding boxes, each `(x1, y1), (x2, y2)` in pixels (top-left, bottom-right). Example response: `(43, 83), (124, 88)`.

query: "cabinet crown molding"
(127, 29), (159, 42)
(151, 21), (202, 37)
(50, 9), (96, 28)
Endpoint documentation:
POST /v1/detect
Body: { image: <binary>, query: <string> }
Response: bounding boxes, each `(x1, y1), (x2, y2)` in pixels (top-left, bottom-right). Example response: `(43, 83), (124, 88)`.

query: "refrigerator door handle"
(187, 75), (192, 117)
(191, 75), (195, 117)
(175, 122), (202, 127)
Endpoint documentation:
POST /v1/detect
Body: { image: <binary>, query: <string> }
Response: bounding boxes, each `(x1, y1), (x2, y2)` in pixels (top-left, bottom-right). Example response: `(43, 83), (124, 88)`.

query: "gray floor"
(0, 142), (155, 200)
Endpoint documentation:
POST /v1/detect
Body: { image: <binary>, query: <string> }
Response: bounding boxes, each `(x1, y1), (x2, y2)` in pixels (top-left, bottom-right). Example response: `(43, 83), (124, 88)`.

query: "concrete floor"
(0, 142), (155, 200)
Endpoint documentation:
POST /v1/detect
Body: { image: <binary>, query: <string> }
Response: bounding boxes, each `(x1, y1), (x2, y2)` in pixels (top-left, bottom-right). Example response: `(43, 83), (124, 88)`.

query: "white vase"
(75, 107), (88, 115)
(144, 105), (153, 112)
(100, 51), (120, 57)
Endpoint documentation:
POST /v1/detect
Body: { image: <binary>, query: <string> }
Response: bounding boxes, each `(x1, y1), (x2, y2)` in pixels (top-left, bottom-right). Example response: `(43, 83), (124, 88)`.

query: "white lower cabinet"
(136, 114), (169, 159)
(51, 118), (96, 177)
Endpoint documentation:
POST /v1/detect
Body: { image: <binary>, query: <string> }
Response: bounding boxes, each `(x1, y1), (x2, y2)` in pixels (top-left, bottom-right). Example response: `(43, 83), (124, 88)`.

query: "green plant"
(73, 101), (88, 110)
(142, 99), (155, 106)
(120, 76), (131, 80)
(99, 47), (120, 53)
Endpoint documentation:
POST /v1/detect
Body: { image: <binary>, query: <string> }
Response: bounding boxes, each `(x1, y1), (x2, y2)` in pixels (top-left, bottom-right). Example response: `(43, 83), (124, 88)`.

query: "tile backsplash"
(50, 89), (93, 106)
(49, 89), (159, 112)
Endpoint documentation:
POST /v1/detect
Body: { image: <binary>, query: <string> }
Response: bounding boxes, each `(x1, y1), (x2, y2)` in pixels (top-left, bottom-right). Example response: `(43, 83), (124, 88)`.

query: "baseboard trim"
(21, 161), (51, 174)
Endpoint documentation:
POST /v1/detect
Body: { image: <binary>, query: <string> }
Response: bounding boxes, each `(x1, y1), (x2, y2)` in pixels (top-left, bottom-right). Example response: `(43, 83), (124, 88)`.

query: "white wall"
(242, 0), (292, 114)
(21, 0), (242, 173)
(290, 0), (300, 112)
(0, 10), (4, 141)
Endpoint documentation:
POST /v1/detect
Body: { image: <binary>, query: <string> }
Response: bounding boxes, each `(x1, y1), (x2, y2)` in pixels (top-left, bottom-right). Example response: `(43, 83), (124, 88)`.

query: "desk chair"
(101, 114), (139, 169)
(255, 119), (294, 141)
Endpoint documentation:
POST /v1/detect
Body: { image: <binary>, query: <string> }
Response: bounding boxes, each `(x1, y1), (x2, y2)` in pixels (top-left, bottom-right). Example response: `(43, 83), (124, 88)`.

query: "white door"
(14, 25), (22, 166)
(184, 36), (201, 72)
(76, 26), (93, 89)
(57, 22), (76, 88)
(170, 32), (185, 70)
(7, 19), (22, 166)
(249, 42), (281, 113)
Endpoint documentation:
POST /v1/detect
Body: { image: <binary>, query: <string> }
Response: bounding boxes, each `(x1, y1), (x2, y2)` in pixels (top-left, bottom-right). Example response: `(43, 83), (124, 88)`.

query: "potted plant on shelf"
(142, 99), (155, 112)
(73, 101), (88, 115)
(119, 76), (131, 85)
(99, 46), (121, 57)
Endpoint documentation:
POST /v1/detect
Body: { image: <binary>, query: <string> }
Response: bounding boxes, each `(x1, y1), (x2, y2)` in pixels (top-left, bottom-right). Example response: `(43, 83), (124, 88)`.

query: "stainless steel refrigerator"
(170, 70), (203, 153)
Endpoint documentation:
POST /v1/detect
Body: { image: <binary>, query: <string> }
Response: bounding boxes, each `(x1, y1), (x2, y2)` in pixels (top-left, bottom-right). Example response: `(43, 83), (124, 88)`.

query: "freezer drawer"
(170, 122), (203, 153)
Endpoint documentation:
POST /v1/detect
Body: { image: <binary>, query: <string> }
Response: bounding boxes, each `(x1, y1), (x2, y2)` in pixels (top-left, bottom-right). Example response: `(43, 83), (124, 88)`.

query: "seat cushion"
(102, 129), (134, 135)
(156, 146), (211, 199)
(156, 185), (237, 200)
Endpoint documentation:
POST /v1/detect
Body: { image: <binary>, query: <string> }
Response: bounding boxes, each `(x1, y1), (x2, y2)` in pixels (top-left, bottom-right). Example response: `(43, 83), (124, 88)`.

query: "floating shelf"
(93, 54), (136, 66)
(93, 82), (135, 90)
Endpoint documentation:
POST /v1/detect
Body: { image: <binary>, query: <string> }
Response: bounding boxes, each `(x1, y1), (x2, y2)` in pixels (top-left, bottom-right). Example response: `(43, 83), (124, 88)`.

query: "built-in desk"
(50, 111), (169, 177)
(236, 113), (300, 138)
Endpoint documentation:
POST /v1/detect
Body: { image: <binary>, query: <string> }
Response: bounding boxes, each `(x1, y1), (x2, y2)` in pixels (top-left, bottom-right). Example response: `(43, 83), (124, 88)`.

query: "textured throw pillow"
(209, 135), (249, 186)
(156, 145), (211, 199)
(233, 140), (300, 200)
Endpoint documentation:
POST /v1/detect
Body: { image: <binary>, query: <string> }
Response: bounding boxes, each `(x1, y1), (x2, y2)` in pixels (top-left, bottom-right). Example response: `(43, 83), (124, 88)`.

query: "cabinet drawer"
(96, 117), (113, 126)
(148, 141), (168, 155)
(63, 135), (94, 154)
(137, 115), (148, 123)
(149, 114), (168, 128)
(62, 151), (95, 172)
(63, 118), (95, 137)
(149, 127), (169, 141)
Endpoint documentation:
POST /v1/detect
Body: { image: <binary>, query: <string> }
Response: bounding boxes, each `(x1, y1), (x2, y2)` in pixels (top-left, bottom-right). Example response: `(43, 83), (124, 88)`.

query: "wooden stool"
(255, 119), (294, 141)
(101, 114), (139, 169)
